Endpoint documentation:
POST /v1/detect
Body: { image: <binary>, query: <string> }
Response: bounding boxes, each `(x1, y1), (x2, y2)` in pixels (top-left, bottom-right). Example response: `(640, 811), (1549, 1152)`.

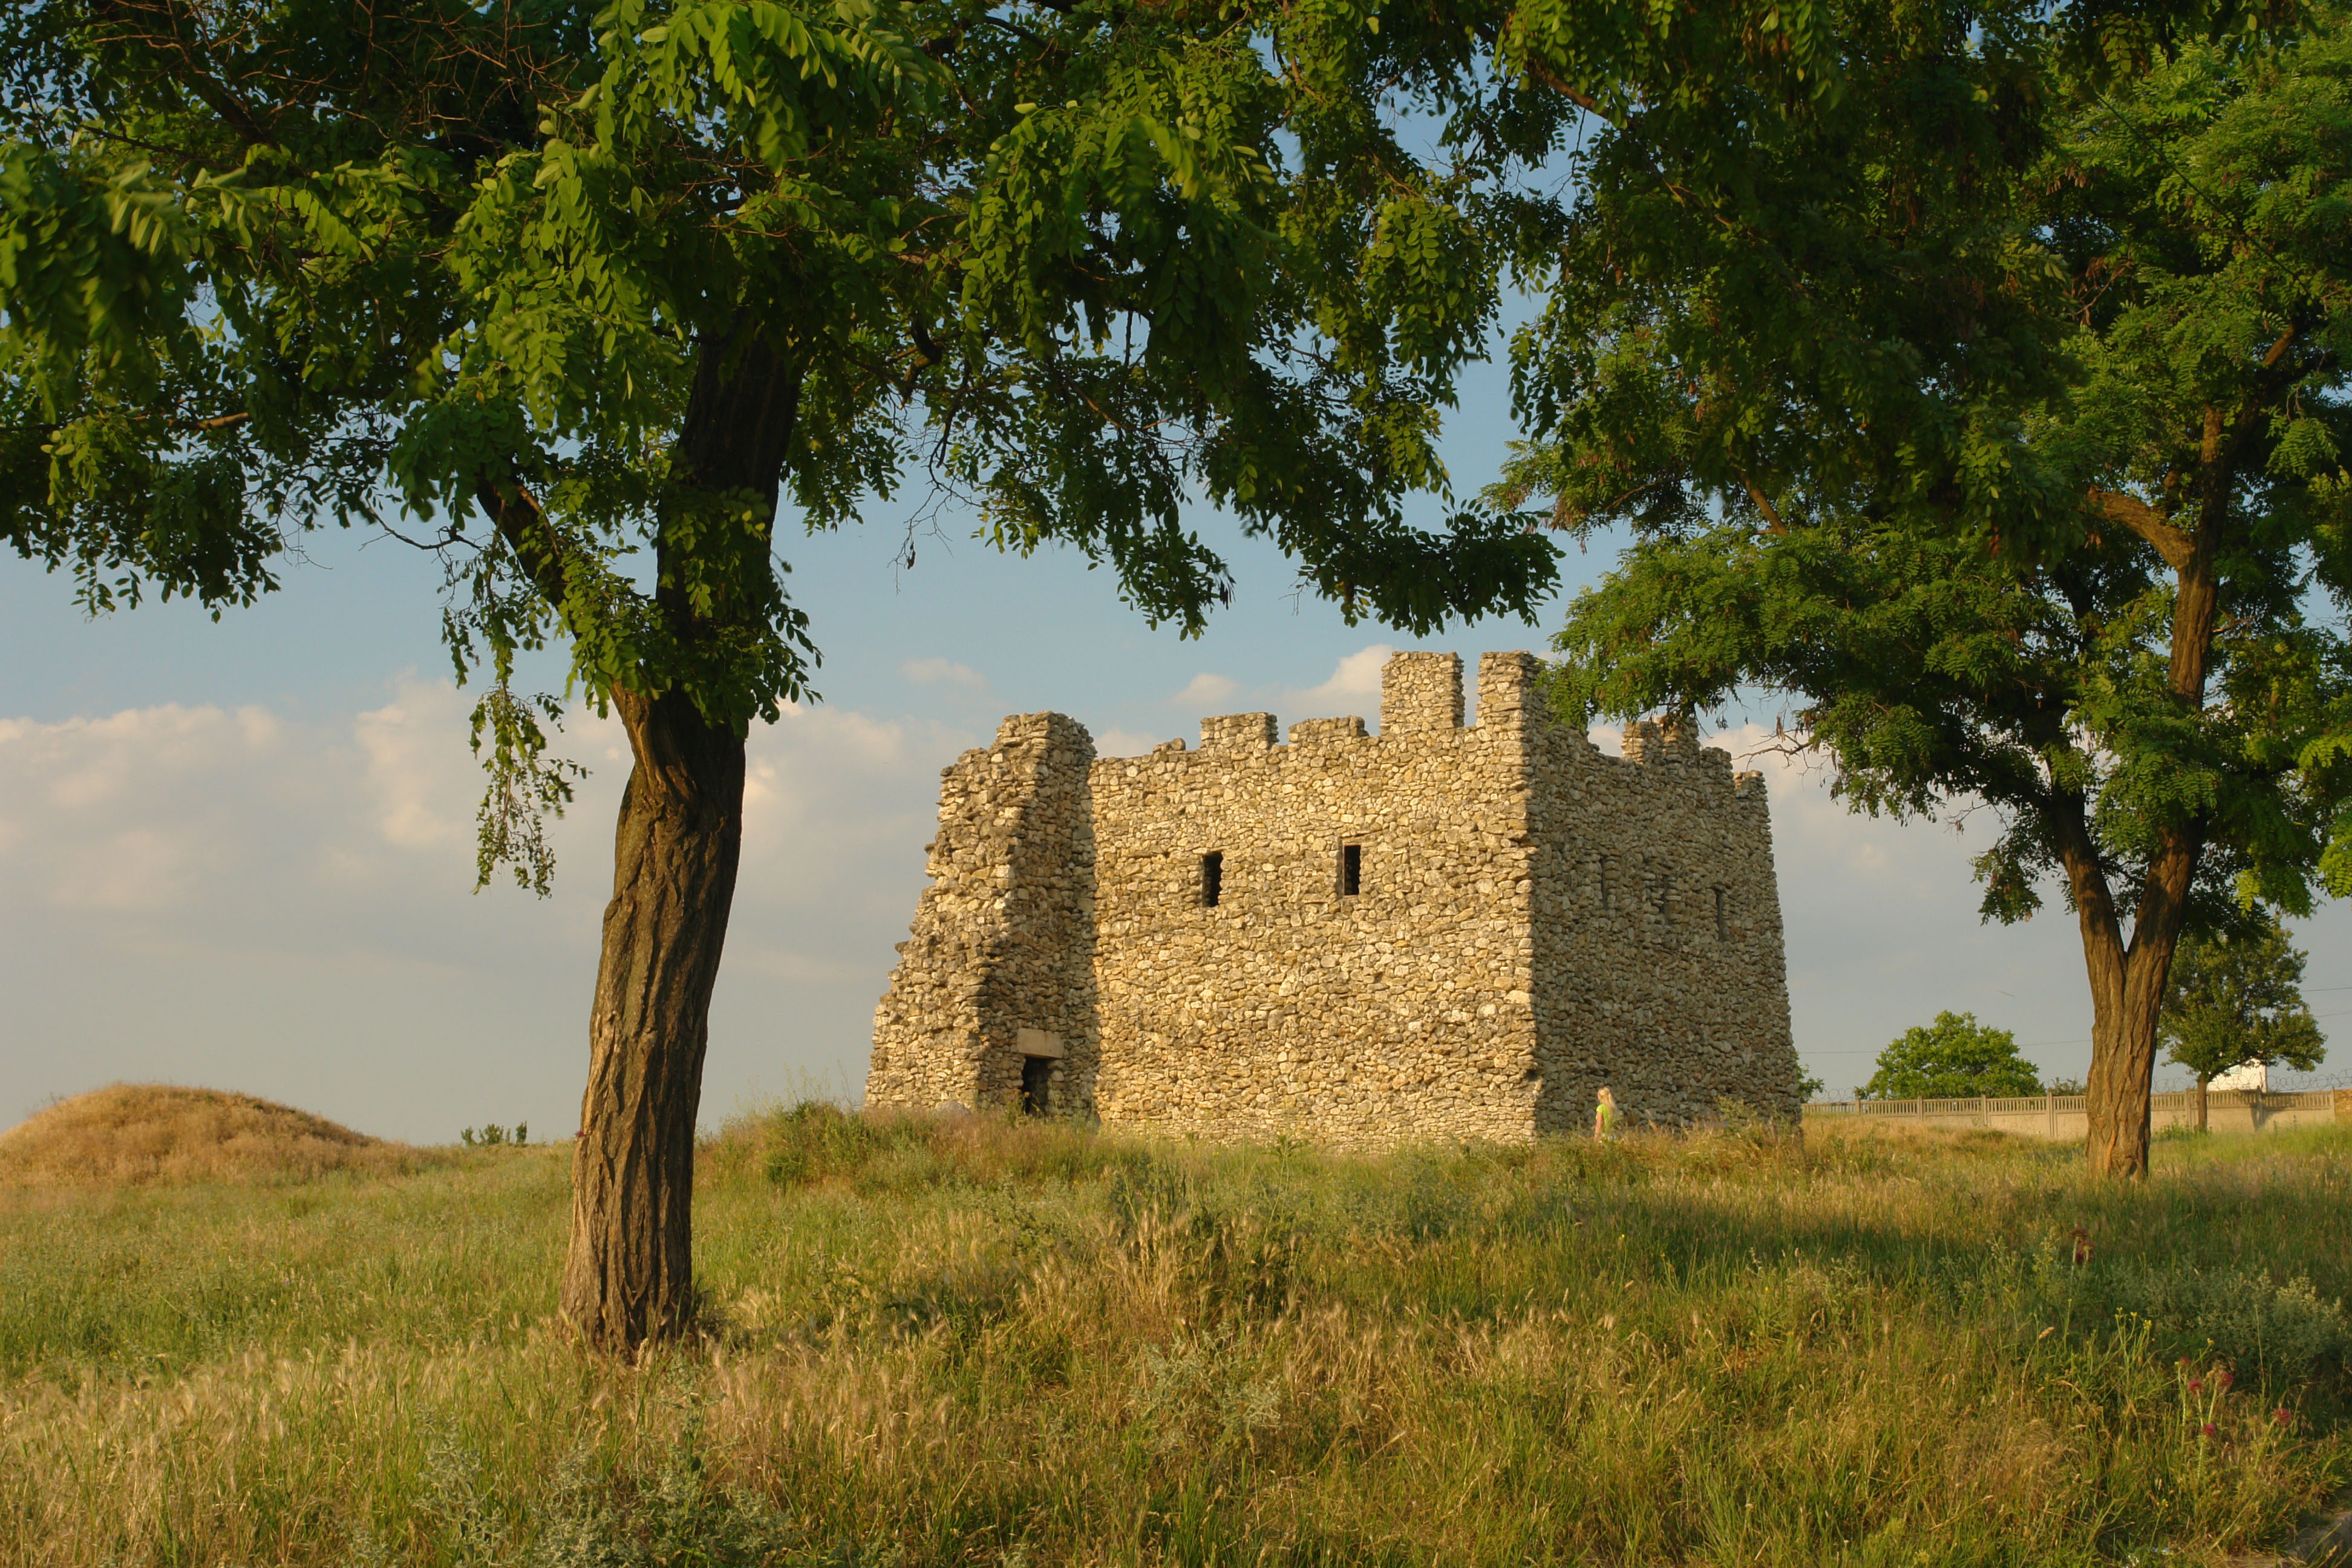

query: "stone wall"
(864, 713), (1097, 1114)
(1083, 653), (1542, 1145)
(866, 652), (1800, 1143)
(1524, 697), (1796, 1131)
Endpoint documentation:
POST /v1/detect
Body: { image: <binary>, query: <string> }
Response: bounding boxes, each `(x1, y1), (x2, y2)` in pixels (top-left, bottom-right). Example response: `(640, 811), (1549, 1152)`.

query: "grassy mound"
(0, 1083), (409, 1187)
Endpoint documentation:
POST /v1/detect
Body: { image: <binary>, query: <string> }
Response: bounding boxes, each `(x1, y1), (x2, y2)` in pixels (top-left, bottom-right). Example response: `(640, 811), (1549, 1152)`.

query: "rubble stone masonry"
(865, 652), (1798, 1143)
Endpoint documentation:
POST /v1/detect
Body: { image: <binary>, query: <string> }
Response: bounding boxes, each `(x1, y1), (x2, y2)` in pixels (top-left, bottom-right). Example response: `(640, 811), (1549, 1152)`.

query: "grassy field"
(1, 1109), (2348, 1567)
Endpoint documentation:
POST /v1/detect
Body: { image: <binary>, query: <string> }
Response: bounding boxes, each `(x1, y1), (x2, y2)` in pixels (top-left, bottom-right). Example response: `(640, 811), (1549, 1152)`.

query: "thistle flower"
(2216, 1370), (2233, 1390)
(2200, 1423), (2218, 1440)
(2187, 1378), (2204, 1394)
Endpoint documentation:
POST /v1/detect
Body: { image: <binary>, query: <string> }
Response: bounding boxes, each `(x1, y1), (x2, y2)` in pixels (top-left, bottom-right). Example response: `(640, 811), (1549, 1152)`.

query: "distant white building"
(2209, 1060), (2268, 1093)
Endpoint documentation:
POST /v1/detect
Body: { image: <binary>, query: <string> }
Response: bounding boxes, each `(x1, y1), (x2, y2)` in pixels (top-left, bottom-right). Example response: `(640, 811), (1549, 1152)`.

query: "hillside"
(0, 1083), (408, 1187)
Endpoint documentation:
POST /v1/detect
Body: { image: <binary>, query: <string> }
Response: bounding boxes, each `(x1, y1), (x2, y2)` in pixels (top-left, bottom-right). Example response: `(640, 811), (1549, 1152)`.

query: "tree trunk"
(2058, 791), (2206, 1181)
(2076, 897), (2148, 1178)
(558, 684), (746, 1351)
(2074, 419), (2226, 1180)
(2194, 1074), (2208, 1132)
(2082, 946), (2171, 1177)
(476, 321), (797, 1354)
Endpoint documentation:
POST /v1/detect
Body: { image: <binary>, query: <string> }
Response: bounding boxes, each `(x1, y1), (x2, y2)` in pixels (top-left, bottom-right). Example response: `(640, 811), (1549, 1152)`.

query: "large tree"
(1500, 7), (2352, 1178)
(0, 0), (1569, 1348)
(1860, 1011), (2045, 1101)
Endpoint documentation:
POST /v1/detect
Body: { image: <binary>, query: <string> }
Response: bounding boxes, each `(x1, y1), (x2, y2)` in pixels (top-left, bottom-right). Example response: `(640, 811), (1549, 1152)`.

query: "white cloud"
(1288, 644), (1393, 713)
(901, 657), (987, 691)
(1092, 727), (1165, 759)
(0, 702), (284, 912)
(1172, 672), (1239, 707)
(0, 680), (979, 1143)
(55, 826), (199, 913)
(355, 682), (477, 849)
(739, 703), (939, 861)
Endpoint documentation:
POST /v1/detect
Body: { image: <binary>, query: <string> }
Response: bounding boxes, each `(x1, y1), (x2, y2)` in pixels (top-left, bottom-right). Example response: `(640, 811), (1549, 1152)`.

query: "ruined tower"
(865, 652), (1797, 1142)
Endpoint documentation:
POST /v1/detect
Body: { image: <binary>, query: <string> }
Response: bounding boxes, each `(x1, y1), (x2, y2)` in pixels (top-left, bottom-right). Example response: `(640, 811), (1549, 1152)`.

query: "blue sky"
(4, 358), (2345, 1142)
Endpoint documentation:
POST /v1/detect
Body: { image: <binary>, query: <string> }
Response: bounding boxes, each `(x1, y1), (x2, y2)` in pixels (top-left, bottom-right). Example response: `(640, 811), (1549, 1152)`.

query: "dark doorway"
(1020, 1056), (1053, 1116)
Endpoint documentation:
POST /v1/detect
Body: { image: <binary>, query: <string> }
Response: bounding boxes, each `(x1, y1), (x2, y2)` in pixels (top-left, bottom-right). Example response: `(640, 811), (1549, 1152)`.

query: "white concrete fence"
(1803, 1088), (2348, 1140)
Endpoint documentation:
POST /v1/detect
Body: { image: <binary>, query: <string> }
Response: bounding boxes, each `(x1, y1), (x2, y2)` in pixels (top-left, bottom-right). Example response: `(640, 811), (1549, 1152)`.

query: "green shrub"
(754, 1101), (904, 1187)
(2110, 1264), (2348, 1382)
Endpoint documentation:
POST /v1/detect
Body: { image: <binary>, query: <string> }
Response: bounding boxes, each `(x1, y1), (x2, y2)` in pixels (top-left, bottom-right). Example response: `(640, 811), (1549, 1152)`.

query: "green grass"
(2, 1112), (2348, 1567)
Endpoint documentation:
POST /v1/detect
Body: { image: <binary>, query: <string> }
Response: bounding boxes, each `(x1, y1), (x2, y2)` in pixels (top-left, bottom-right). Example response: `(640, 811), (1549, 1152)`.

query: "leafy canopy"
(1521, 10), (2352, 938)
(2161, 916), (2327, 1083)
(1862, 1011), (2046, 1100)
(0, 0), (1561, 886)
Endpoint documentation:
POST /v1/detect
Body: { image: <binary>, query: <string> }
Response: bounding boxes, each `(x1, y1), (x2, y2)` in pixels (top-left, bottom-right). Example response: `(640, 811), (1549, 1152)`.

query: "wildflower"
(2216, 1370), (2233, 1390)
(2200, 1422), (2218, 1440)
(2273, 1408), (2293, 1426)
(2187, 1379), (2204, 1394)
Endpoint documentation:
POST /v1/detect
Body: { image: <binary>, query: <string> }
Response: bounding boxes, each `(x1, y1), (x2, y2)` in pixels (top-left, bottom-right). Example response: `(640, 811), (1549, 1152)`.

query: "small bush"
(531, 1422), (806, 1568)
(460, 1123), (528, 1148)
(750, 1101), (915, 1187)
(2110, 1264), (2348, 1381)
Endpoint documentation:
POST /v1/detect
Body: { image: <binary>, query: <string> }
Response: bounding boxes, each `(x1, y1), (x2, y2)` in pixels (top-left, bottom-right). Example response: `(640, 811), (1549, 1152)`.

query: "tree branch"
(472, 468), (572, 612)
(1740, 474), (1785, 534)
(2086, 488), (2192, 571)
(1515, 56), (1616, 123)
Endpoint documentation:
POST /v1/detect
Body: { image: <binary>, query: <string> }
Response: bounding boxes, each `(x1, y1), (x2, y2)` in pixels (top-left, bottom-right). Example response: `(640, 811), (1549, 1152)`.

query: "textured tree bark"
(2067, 757), (2207, 1180)
(557, 324), (795, 1353)
(2076, 430), (2221, 1181)
(2080, 924), (2172, 1180)
(2194, 1074), (2209, 1132)
(559, 685), (745, 1351)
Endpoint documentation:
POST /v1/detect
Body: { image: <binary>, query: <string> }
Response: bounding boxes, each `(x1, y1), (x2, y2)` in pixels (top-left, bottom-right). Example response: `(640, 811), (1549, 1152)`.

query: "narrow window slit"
(1200, 851), (1223, 907)
(1339, 842), (1362, 897)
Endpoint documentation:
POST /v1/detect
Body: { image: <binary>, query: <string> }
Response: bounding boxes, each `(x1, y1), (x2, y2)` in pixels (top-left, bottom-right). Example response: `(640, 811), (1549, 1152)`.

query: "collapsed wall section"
(865, 713), (1097, 1114)
(1525, 708), (1798, 1129)
(1085, 652), (1541, 1146)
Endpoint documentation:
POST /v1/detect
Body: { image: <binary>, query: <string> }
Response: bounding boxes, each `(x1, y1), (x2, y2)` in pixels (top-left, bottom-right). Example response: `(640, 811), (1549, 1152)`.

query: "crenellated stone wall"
(866, 652), (1798, 1143)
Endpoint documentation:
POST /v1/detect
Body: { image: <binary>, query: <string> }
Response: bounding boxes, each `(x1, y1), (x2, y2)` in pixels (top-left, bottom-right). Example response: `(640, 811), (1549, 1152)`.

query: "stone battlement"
(866, 652), (1797, 1143)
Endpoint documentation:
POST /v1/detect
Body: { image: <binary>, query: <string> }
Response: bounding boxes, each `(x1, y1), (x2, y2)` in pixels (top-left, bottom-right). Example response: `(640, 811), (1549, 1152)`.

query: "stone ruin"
(865, 651), (1798, 1143)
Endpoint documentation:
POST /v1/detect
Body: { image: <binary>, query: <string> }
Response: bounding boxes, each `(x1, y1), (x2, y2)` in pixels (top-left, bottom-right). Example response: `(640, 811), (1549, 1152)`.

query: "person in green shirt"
(1593, 1086), (1621, 1142)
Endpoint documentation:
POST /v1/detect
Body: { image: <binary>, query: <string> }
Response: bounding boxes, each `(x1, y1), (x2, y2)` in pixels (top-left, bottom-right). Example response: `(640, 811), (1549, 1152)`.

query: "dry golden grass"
(0, 1083), (416, 1187)
(1, 1107), (2346, 1565)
